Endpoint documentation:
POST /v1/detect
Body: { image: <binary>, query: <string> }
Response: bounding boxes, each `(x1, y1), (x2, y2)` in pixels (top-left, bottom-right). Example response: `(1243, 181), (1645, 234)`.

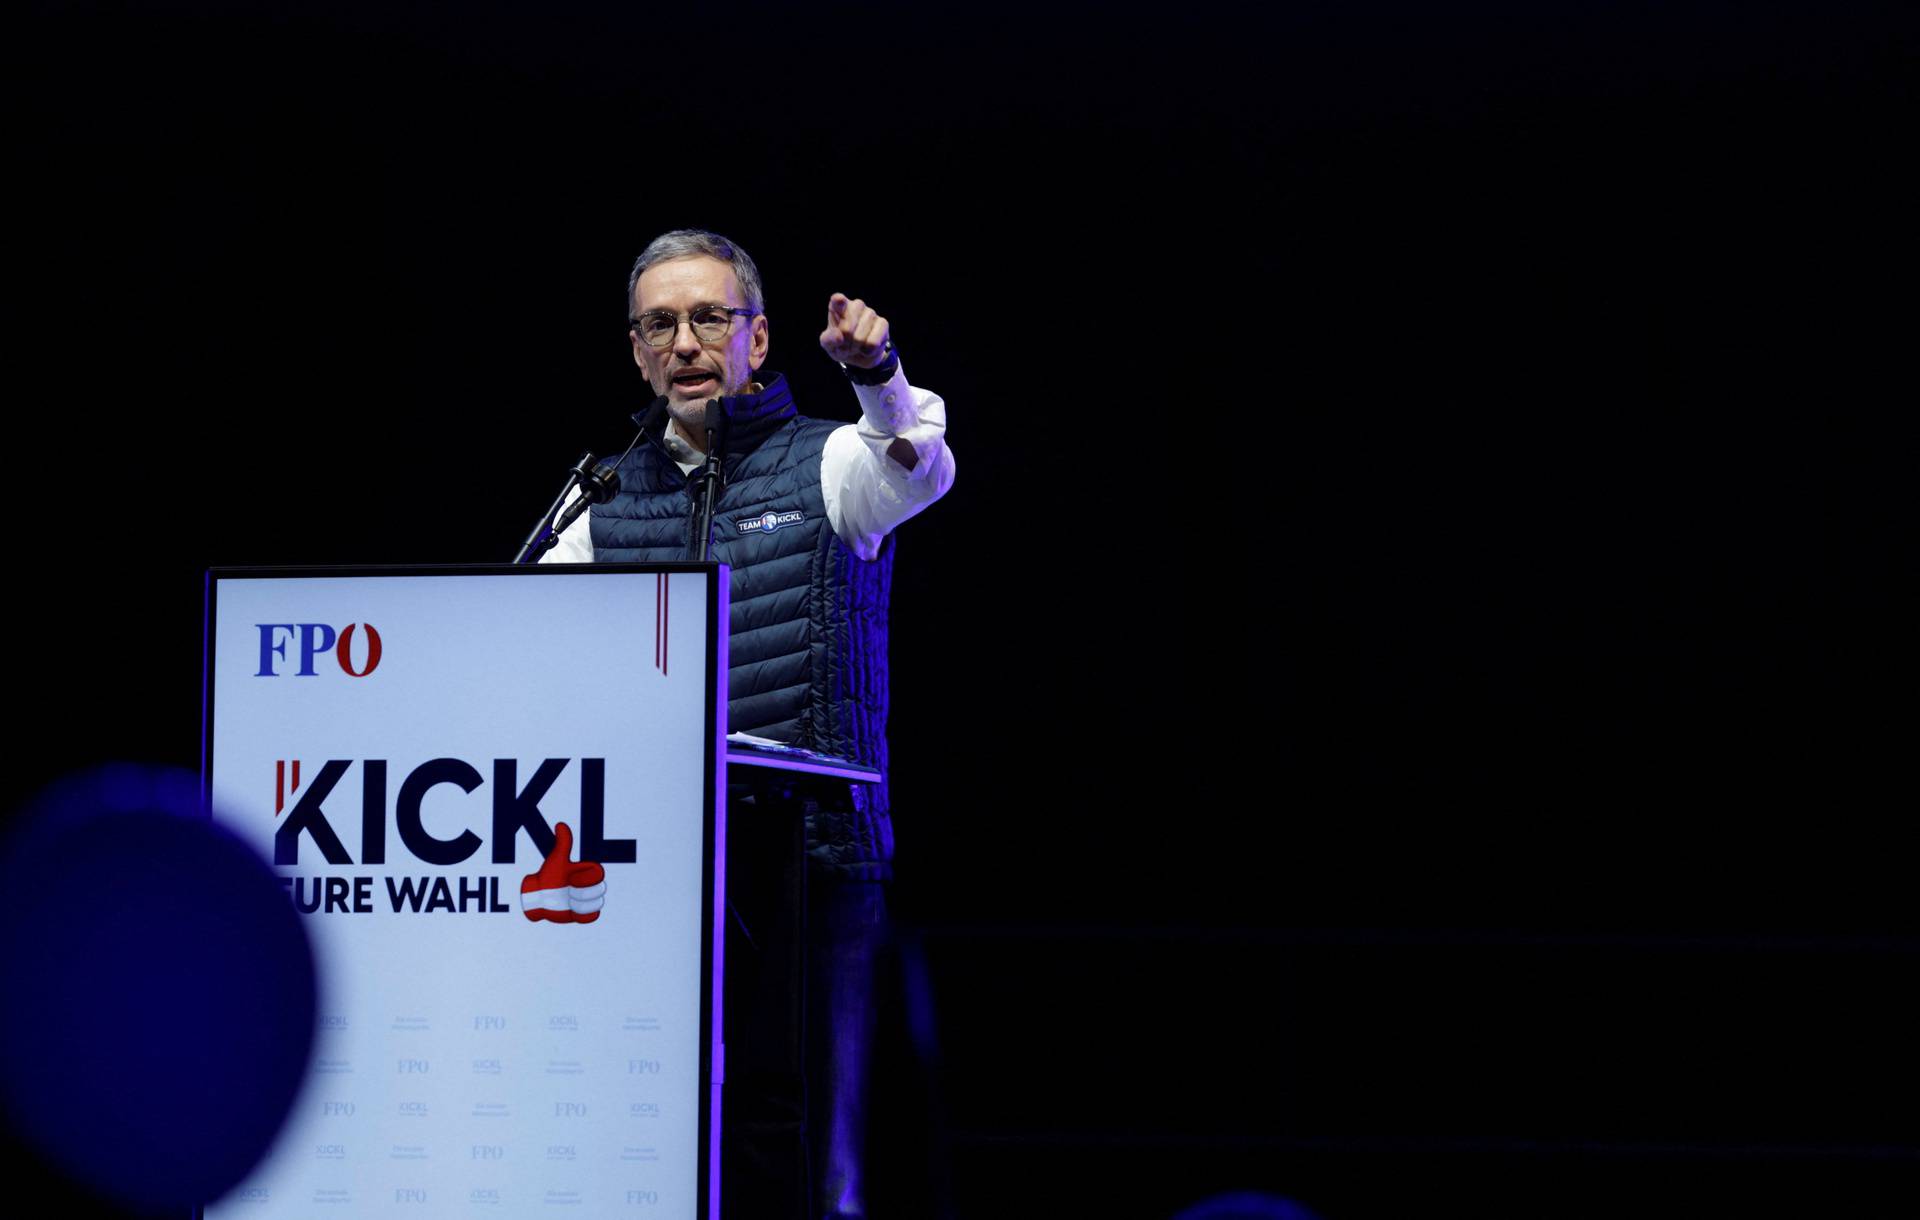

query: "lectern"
(203, 563), (731, 1218)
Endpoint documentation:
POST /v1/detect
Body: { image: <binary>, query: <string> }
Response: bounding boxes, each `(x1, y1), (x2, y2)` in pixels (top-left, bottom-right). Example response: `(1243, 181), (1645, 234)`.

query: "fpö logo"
(255, 622), (383, 677)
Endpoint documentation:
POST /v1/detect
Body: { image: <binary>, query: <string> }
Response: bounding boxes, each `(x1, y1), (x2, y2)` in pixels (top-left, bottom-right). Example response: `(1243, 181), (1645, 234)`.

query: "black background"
(6, 1), (1915, 1216)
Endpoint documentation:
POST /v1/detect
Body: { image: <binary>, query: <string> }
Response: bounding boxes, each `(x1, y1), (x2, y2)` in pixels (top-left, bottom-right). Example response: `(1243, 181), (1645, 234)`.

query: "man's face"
(630, 256), (769, 434)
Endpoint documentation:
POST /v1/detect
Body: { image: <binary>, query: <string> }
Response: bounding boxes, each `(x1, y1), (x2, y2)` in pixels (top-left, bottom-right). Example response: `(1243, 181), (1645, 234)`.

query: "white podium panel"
(203, 565), (726, 1220)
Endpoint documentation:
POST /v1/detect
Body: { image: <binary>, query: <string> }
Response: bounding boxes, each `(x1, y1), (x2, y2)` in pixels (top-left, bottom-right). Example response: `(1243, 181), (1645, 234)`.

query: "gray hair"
(627, 229), (765, 320)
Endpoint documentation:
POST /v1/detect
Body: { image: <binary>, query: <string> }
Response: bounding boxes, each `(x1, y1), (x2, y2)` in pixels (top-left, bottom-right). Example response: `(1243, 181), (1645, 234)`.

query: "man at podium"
(543, 228), (955, 1219)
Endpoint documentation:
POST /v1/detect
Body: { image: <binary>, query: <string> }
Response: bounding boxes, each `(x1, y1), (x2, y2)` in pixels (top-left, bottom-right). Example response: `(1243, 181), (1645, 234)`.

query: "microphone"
(687, 397), (730, 561)
(632, 396), (669, 439)
(509, 398), (662, 564)
(552, 459), (621, 534)
(703, 398), (730, 454)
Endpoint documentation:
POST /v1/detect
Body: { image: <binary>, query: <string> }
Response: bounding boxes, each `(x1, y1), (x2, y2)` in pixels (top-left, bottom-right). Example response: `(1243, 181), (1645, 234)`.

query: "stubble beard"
(661, 362), (753, 447)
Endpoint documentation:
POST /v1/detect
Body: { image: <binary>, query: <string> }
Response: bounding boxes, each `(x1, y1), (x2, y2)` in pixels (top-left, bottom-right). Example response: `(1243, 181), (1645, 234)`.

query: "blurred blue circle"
(1173, 1192), (1327, 1220)
(0, 766), (316, 1211)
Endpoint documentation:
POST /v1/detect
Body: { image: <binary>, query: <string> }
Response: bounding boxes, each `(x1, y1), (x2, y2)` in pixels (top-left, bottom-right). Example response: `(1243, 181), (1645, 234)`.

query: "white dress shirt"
(541, 362), (953, 564)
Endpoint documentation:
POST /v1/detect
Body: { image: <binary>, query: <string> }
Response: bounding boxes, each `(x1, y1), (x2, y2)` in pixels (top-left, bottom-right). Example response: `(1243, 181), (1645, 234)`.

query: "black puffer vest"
(591, 374), (895, 879)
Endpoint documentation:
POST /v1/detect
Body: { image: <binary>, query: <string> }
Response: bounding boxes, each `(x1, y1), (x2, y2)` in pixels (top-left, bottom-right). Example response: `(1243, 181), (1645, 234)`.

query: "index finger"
(827, 293), (850, 323)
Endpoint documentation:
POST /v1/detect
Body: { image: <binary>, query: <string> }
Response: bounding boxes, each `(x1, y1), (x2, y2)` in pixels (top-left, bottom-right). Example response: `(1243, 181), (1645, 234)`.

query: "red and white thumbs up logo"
(520, 823), (606, 924)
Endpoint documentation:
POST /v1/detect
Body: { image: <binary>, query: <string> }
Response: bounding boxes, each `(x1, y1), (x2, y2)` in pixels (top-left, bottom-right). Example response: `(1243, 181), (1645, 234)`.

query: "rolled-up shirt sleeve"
(823, 361), (956, 561)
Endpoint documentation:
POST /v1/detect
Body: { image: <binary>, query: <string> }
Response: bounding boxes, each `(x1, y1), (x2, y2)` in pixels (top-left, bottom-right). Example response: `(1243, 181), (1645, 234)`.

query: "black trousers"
(722, 781), (887, 1220)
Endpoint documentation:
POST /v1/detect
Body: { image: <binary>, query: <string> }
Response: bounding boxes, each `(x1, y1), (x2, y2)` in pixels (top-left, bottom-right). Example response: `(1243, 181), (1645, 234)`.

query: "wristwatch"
(840, 338), (899, 386)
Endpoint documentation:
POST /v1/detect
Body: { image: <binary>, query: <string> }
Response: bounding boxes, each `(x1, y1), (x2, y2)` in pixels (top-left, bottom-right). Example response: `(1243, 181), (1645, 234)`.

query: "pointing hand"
(819, 293), (891, 368)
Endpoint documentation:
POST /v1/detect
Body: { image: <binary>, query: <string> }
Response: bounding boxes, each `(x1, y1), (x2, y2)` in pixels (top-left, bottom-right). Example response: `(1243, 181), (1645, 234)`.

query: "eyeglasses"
(629, 304), (756, 347)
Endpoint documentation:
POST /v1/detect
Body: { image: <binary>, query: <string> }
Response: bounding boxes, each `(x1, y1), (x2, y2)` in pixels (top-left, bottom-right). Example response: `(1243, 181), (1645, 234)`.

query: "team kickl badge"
(520, 823), (606, 924)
